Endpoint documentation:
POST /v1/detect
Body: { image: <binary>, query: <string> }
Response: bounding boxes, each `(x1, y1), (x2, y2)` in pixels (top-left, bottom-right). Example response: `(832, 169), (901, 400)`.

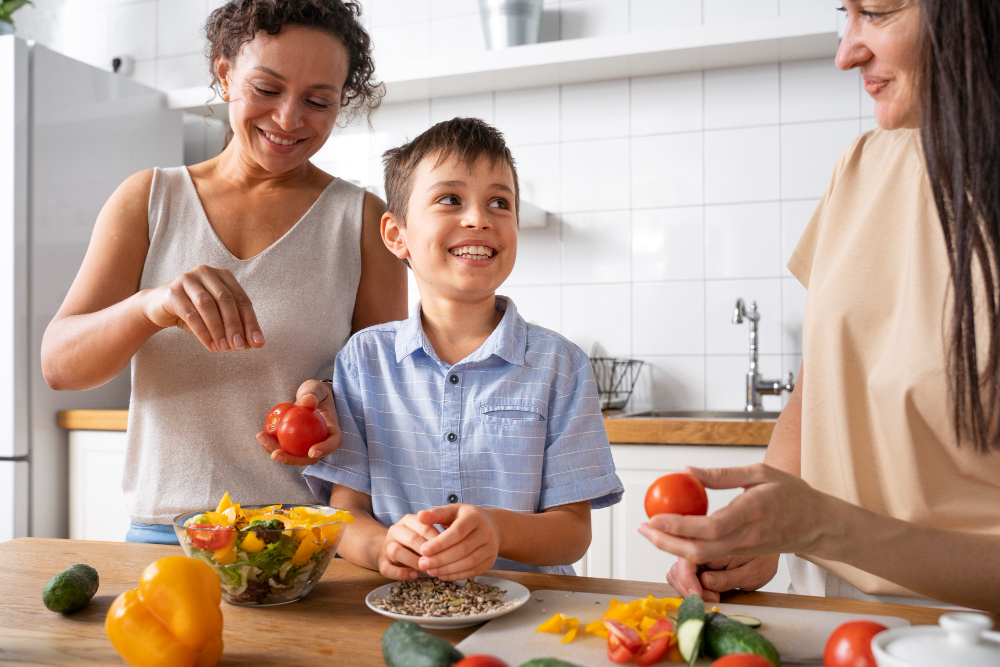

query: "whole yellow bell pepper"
(106, 556), (224, 667)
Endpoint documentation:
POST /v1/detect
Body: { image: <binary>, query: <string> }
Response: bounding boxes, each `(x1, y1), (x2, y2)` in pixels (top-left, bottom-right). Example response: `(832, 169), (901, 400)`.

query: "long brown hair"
(919, 0), (1000, 453)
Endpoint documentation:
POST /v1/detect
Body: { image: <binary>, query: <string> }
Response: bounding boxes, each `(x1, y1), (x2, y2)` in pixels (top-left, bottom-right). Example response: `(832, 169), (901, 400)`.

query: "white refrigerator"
(0, 35), (183, 540)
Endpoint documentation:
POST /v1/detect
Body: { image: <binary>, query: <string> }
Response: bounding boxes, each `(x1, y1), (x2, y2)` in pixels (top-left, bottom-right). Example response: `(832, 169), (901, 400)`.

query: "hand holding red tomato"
(645, 472), (709, 518)
(256, 379), (343, 466)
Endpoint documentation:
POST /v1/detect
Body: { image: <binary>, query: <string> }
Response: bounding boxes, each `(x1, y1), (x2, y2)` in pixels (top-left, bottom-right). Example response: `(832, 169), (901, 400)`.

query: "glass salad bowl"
(173, 500), (353, 606)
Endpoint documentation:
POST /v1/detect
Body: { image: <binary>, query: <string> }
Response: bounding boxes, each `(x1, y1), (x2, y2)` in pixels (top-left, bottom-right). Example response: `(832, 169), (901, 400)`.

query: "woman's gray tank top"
(124, 167), (363, 523)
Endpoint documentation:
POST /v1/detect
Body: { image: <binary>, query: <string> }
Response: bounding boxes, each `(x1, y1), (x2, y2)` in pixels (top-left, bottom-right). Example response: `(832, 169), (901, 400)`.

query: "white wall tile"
(495, 86), (559, 147)
(632, 282), (704, 355)
(704, 126), (780, 204)
(705, 354), (782, 411)
(630, 356), (706, 412)
(780, 199), (818, 277)
(370, 21), (431, 62)
(314, 129), (372, 165)
(632, 132), (703, 208)
(780, 119), (859, 199)
(430, 13), (484, 58)
(779, 0), (838, 18)
(561, 79), (630, 141)
(560, 0), (630, 39)
(561, 211), (631, 284)
(156, 53), (209, 90)
(631, 72), (702, 136)
(630, 0), (702, 32)
(109, 2), (156, 62)
(704, 64), (779, 129)
(59, 7), (111, 68)
(704, 278), (782, 355)
(157, 0), (206, 59)
(704, 203), (781, 279)
(782, 276), (806, 355)
(372, 0), (430, 28)
(507, 221), (562, 286)
(432, 0), (478, 19)
(431, 92), (494, 124)
(500, 285), (561, 332)
(632, 207), (704, 282)
(514, 142), (561, 214)
(780, 58), (860, 123)
(561, 138), (630, 212)
(562, 283), (632, 357)
(371, 100), (432, 157)
(130, 59), (158, 88)
(704, 0), (777, 25)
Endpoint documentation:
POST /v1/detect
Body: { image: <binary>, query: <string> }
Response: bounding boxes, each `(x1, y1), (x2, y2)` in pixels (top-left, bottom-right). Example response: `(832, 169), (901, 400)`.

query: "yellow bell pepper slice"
(239, 531), (265, 553)
(212, 544), (236, 564)
(106, 556), (223, 667)
(215, 492), (232, 514)
(536, 613), (565, 633)
(291, 535), (324, 566)
(560, 617), (579, 643)
(584, 618), (609, 638)
(639, 615), (658, 633)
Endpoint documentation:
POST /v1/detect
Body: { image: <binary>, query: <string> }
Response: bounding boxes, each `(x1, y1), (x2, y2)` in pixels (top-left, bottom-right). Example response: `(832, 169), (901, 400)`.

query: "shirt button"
(446, 432), (457, 442)
(447, 494), (458, 504)
(449, 374), (459, 384)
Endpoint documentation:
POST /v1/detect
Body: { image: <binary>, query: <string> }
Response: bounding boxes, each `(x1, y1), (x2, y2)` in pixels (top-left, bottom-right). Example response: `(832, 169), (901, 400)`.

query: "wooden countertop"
(0, 538), (972, 666)
(57, 409), (775, 446)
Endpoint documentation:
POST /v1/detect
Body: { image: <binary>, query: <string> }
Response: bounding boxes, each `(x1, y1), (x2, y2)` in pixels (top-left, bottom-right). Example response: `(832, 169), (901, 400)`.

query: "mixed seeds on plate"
(373, 577), (516, 617)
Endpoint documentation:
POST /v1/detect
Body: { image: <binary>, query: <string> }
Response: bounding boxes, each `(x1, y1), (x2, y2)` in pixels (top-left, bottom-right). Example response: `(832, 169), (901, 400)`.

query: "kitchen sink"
(611, 410), (781, 420)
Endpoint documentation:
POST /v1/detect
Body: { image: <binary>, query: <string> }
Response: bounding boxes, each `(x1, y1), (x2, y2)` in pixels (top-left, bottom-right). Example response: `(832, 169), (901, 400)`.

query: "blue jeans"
(126, 521), (180, 545)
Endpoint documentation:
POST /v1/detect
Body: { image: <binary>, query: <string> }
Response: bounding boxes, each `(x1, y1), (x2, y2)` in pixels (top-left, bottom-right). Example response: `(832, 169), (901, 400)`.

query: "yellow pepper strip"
(291, 535), (324, 566)
(667, 639), (685, 662)
(106, 556), (223, 667)
(639, 615), (658, 633)
(239, 531), (265, 553)
(215, 492), (232, 514)
(584, 618), (609, 638)
(212, 544), (237, 565)
(711, 605), (720, 613)
(536, 613), (566, 633)
(560, 617), (579, 644)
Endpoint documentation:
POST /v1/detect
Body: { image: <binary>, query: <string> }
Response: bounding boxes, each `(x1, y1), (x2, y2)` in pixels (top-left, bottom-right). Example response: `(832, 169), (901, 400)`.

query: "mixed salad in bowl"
(173, 492), (353, 606)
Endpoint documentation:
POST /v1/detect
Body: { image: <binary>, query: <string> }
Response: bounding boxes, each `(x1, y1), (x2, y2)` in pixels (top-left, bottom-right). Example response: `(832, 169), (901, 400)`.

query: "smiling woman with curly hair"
(41, 0), (407, 545)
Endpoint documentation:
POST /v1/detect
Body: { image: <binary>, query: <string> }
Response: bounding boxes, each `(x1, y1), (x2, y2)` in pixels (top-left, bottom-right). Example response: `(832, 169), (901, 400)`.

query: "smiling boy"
(303, 118), (623, 579)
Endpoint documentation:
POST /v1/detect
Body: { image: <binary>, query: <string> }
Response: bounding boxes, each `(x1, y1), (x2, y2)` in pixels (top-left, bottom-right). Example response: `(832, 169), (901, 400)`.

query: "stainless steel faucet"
(732, 298), (794, 412)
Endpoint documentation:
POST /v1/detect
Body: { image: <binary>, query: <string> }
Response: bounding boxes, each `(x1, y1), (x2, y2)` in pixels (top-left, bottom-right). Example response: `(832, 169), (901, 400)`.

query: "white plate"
(365, 577), (531, 629)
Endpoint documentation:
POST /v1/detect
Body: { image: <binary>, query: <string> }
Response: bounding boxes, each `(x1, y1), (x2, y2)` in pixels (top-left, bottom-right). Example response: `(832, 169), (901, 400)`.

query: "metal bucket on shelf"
(478, 0), (543, 49)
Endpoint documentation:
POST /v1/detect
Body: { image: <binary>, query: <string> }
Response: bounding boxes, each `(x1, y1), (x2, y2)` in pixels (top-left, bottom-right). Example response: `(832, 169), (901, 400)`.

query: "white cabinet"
(68, 430), (130, 542)
(580, 445), (791, 595)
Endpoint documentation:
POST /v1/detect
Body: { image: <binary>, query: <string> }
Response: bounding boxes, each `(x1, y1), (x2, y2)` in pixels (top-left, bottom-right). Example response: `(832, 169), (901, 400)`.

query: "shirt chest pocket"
(477, 398), (548, 431)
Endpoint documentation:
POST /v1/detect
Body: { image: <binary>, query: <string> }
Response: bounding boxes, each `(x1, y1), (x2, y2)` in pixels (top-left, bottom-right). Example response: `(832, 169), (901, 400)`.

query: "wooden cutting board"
(456, 589), (911, 665)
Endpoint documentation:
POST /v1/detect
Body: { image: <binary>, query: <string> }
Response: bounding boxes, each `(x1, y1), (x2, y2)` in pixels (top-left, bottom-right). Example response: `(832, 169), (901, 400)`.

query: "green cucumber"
(728, 613), (763, 628)
(381, 620), (464, 667)
(676, 594), (706, 666)
(518, 660), (584, 667)
(42, 564), (100, 614)
(702, 611), (780, 666)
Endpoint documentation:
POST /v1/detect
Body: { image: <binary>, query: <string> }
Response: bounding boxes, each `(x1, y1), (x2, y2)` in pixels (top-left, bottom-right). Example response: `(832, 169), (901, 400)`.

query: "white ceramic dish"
(365, 576), (531, 629)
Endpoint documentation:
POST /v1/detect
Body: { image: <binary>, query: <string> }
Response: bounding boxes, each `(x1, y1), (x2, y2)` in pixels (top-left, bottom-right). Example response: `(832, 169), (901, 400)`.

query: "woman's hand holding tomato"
(645, 472), (709, 518)
(257, 379), (343, 466)
(639, 464), (843, 591)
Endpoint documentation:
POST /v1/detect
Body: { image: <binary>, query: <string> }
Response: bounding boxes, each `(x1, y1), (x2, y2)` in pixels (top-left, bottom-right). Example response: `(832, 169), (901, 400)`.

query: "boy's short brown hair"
(382, 117), (519, 225)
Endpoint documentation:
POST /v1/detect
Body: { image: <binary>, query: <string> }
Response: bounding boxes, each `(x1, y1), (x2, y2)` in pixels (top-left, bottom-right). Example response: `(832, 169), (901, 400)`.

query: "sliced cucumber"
(727, 613), (763, 629)
(676, 594), (706, 666)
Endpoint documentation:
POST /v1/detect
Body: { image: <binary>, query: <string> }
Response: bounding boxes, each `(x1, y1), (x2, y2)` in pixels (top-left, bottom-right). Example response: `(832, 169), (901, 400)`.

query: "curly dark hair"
(205, 0), (383, 124)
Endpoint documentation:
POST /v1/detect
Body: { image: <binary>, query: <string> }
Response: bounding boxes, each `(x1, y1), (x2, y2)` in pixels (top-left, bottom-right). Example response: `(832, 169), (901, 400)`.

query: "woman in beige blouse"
(641, 0), (1000, 613)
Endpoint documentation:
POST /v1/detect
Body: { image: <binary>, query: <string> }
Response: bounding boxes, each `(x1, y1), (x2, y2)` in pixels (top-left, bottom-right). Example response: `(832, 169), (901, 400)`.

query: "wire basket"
(590, 357), (644, 411)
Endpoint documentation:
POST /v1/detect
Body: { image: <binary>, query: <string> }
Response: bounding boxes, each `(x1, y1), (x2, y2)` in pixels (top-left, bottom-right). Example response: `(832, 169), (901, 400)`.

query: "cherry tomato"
(185, 524), (233, 551)
(711, 654), (776, 667)
(264, 402), (295, 436)
(823, 620), (887, 667)
(607, 634), (636, 664)
(633, 618), (674, 666)
(645, 472), (709, 518)
(453, 657), (509, 667)
(274, 405), (329, 457)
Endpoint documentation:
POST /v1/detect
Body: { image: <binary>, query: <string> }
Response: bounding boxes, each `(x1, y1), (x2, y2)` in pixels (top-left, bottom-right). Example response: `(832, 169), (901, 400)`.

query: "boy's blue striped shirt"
(303, 296), (624, 575)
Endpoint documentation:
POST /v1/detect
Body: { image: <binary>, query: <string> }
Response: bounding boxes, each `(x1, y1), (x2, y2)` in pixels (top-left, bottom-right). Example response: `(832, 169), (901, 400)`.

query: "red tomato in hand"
(264, 402), (295, 436)
(823, 620), (887, 667)
(711, 654), (776, 667)
(185, 524), (233, 551)
(275, 405), (329, 457)
(453, 657), (509, 667)
(645, 472), (709, 518)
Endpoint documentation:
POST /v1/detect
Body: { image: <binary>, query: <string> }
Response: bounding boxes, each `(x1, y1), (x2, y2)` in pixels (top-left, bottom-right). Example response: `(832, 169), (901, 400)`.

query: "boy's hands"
(380, 515), (441, 580)
(257, 379), (343, 466)
(416, 504), (500, 580)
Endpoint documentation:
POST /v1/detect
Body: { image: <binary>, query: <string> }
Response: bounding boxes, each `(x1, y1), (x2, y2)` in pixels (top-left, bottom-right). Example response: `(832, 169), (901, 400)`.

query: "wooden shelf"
(168, 14), (839, 113)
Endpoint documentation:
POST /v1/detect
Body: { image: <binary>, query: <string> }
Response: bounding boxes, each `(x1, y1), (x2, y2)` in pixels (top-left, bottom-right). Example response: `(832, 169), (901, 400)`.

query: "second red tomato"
(644, 472), (709, 518)
(823, 620), (887, 667)
(264, 402), (295, 436)
(275, 405), (328, 457)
